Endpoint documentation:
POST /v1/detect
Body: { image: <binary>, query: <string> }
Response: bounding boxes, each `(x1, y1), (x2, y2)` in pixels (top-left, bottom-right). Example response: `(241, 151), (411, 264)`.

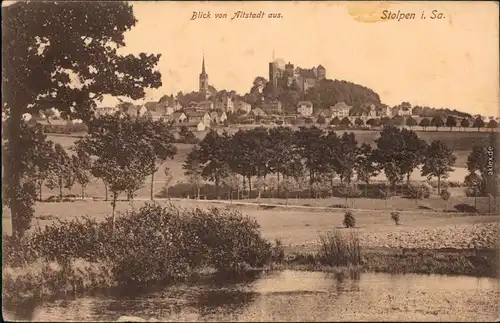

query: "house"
(234, 100), (252, 114)
(198, 100), (214, 111)
(330, 102), (351, 118)
(314, 109), (333, 123)
(297, 101), (314, 117)
(261, 100), (282, 115)
(145, 110), (165, 122)
(249, 108), (267, 118)
(168, 112), (187, 124)
(95, 106), (118, 117)
(367, 104), (377, 118)
(210, 111), (227, 124)
(398, 107), (412, 117)
(215, 96), (235, 114)
(380, 105), (392, 117)
(197, 121), (207, 132)
(186, 110), (211, 127)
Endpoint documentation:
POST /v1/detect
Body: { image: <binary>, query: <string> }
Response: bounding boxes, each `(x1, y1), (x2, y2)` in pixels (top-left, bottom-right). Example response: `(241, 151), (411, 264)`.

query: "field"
(43, 130), (491, 200)
(2, 198), (499, 251)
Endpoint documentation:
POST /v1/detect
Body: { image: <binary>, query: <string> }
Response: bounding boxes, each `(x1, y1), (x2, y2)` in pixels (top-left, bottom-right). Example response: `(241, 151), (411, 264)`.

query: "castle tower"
(199, 54), (209, 99)
(317, 64), (326, 80)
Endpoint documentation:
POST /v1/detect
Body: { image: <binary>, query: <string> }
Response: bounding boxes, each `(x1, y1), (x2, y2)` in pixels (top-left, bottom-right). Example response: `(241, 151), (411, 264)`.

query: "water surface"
(5, 270), (499, 322)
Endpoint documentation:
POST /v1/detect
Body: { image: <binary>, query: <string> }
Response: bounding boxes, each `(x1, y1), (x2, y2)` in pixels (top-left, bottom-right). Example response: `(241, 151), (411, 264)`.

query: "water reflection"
(3, 271), (498, 322)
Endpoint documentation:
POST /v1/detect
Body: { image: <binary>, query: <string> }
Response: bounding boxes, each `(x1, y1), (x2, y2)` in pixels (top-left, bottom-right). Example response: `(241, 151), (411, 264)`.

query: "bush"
(343, 211), (356, 228)
(334, 185), (362, 198)
(440, 190), (451, 201)
(405, 184), (431, 199)
(390, 211), (401, 225)
(454, 203), (478, 214)
(317, 229), (361, 266)
(465, 188), (479, 197)
(5, 203), (278, 286)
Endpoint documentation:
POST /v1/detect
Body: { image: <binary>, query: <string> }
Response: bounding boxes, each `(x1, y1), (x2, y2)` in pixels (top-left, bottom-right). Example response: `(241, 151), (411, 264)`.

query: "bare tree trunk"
(277, 172), (280, 197)
(81, 185), (85, 200)
(104, 181), (108, 201)
(248, 175), (252, 198)
(437, 176), (441, 195)
(150, 170), (155, 201)
(39, 182), (43, 201)
(111, 192), (118, 235)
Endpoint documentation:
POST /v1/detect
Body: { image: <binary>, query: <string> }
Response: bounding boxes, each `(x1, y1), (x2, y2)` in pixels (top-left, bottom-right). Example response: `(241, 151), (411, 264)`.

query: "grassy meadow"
(43, 129), (490, 200)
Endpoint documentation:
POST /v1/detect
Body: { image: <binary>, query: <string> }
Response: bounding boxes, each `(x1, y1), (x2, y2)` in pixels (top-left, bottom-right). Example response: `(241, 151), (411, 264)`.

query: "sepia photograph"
(2, 0), (499, 321)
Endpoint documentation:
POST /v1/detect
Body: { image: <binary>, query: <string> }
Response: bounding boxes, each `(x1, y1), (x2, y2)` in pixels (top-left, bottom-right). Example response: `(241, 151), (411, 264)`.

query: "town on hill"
(27, 54), (499, 134)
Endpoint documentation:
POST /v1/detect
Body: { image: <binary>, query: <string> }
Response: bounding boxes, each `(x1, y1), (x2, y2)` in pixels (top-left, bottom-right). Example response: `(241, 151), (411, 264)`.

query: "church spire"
(202, 54), (206, 74)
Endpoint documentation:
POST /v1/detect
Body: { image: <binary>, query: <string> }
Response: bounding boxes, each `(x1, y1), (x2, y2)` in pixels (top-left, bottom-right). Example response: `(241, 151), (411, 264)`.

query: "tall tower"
(199, 54), (209, 99)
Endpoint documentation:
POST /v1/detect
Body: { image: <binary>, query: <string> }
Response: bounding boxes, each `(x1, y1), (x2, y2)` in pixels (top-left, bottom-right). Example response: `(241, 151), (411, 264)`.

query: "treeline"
(181, 125), (497, 201)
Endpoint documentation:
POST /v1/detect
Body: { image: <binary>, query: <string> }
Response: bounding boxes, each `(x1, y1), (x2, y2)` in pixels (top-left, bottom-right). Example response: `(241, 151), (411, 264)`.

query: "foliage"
(4, 204), (280, 284)
(2, 1), (162, 239)
(343, 211), (356, 228)
(419, 118), (431, 129)
(390, 211), (401, 225)
(472, 117), (485, 130)
(405, 184), (431, 199)
(421, 140), (456, 194)
(317, 229), (361, 266)
(440, 190), (451, 201)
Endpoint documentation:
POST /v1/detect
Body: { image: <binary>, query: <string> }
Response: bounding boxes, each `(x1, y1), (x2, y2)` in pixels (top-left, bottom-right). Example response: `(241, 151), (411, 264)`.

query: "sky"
(7, 1), (499, 116)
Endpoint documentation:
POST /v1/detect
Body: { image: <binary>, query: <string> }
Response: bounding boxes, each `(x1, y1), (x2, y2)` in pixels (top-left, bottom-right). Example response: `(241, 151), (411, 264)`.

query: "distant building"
(297, 101), (314, 117)
(186, 110), (211, 127)
(249, 108), (267, 118)
(215, 95), (234, 114)
(199, 54), (217, 99)
(380, 105), (392, 117)
(234, 100), (252, 114)
(330, 102), (351, 118)
(210, 111), (227, 124)
(261, 100), (282, 115)
(269, 59), (326, 92)
(198, 100), (214, 111)
(197, 121), (207, 132)
(168, 112), (187, 124)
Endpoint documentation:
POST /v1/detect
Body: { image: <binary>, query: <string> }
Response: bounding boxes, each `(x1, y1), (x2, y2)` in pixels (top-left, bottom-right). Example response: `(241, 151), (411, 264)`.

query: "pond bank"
(282, 247), (499, 278)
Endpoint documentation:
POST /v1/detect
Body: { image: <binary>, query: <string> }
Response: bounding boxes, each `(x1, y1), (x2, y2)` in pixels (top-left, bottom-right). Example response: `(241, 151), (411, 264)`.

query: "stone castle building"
(269, 59), (326, 92)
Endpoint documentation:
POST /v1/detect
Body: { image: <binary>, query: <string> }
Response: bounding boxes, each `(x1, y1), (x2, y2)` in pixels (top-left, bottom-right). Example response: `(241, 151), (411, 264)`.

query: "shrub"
(405, 184), (431, 199)
(317, 229), (361, 266)
(6, 203), (276, 286)
(343, 211), (356, 228)
(454, 203), (478, 213)
(334, 185), (362, 198)
(440, 190), (451, 201)
(465, 188), (479, 197)
(390, 211), (401, 225)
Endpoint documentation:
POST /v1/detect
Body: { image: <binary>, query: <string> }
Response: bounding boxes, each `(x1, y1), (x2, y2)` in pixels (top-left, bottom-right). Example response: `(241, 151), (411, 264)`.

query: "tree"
(335, 132), (359, 184)
(431, 116), (444, 130)
(135, 120), (177, 200)
(71, 150), (92, 200)
(464, 172), (482, 209)
(445, 115), (457, 131)
(340, 117), (352, 127)
(406, 117), (417, 128)
(294, 126), (324, 196)
(183, 146), (203, 200)
(419, 118), (431, 130)
(472, 117), (485, 131)
(76, 114), (153, 230)
(379, 117), (392, 127)
(400, 129), (428, 183)
(366, 118), (379, 128)
(3, 1), (162, 239)
(223, 173), (241, 201)
(466, 136), (497, 198)
(267, 127), (302, 196)
(460, 118), (470, 130)
(197, 129), (231, 199)
(317, 115), (326, 125)
(354, 118), (364, 127)
(421, 140), (456, 194)
(392, 116), (404, 126)
(2, 123), (54, 236)
(487, 119), (498, 132)
(355, 143), (379, 196)
(163, 166), (173, 199)
(45, 143), (75, 200)
(329, 116), (341, 127)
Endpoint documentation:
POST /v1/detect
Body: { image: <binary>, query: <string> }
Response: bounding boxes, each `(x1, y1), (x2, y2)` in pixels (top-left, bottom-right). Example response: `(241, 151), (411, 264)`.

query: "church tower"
(199, 54), (209, 99)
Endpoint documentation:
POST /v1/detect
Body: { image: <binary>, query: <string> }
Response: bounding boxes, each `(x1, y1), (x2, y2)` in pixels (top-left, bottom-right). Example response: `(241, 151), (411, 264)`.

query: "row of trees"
(292, 114), (497, 131)
(182, 125), (465, 200)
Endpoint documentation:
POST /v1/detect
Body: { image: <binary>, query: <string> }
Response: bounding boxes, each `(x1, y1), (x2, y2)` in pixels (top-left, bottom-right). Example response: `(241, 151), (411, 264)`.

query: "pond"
(4, 270), (499, 322)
